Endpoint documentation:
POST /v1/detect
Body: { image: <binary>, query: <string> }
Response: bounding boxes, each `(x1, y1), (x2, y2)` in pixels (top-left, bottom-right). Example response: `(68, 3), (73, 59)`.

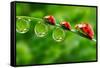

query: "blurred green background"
(16, 2), (97, 65)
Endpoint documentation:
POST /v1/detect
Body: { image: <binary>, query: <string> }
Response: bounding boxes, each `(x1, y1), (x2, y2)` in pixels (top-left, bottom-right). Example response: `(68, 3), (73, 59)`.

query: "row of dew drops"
(16, 17), (65, 42)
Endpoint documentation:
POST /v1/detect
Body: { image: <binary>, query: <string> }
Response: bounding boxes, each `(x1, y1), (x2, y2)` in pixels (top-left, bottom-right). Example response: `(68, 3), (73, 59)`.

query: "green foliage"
(16, 3), (97, 65)
(16, 41), (33, 65)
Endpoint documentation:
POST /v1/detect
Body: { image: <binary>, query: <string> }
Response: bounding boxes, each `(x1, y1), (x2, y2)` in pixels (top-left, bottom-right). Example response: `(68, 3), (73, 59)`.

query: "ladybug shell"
(60, 21), (71, 30)
(75, 23), (94, 39)
(44, 15), (55, 25)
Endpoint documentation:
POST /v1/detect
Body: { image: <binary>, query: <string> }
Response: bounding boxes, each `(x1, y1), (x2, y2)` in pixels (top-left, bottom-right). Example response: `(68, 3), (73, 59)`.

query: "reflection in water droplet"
(16, 18), (30, 34)
(34, 21), (48, 37)
(52, 27), (65, 42)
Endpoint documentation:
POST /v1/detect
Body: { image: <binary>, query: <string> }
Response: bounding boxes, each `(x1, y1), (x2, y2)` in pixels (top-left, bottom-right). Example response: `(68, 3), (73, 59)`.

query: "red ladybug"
(44, 15), (55, 25)
(60, 21), (71, 30)
(75, 23), (94, 39)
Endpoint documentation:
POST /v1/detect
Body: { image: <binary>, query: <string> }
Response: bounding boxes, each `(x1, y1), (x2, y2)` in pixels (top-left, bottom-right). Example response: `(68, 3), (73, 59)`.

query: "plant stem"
(70, 29), (96, 42)
(16, 16), (96, 42)
(16, 16), (43, 21)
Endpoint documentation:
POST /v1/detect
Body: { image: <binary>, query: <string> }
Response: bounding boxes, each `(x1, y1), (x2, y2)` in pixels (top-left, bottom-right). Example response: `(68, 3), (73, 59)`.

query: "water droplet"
(52, 27), (65, 42)
(34, 21), (48, 37)
(16, 18), (30, 34)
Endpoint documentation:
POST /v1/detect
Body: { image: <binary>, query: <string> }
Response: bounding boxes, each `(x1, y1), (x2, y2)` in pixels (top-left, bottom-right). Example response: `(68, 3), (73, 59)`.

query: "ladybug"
(60, 21), (71, 30)
(75, 23), (94, 39)
(44, 15), (55, 25)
